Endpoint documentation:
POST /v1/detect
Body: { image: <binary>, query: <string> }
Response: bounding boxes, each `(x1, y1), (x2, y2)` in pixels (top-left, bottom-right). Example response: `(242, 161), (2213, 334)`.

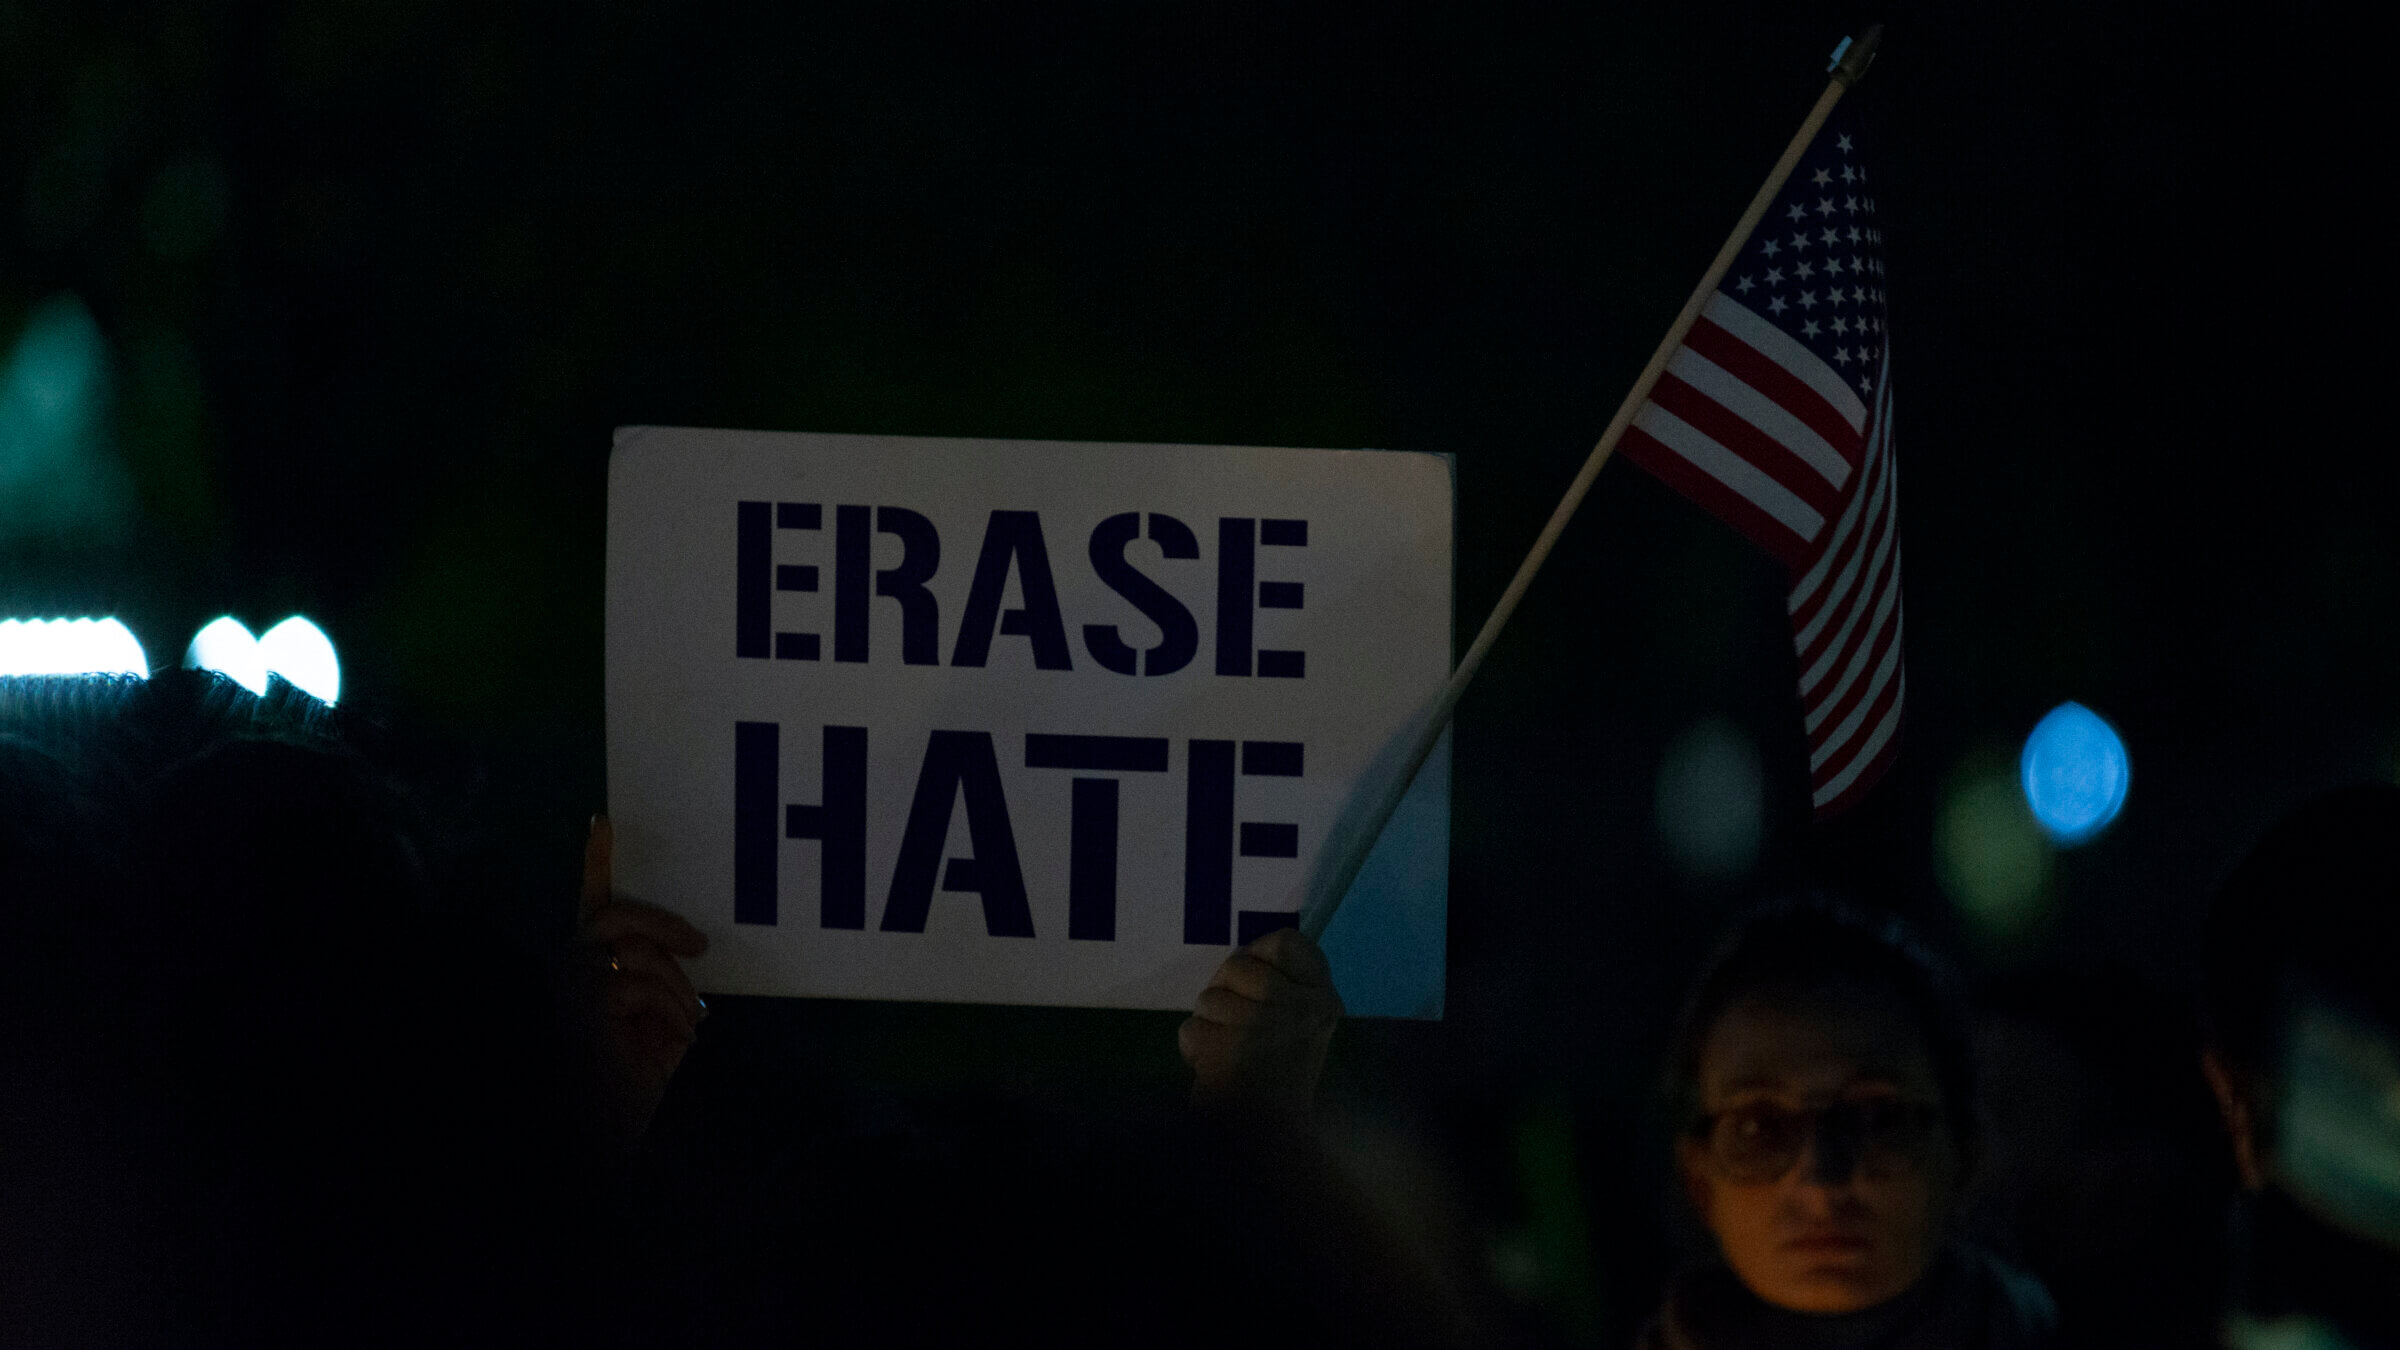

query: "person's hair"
(1666, 893), (1978, 1162)
(2203, 783), (2400, 1083)
(6, 668), (588, 1339)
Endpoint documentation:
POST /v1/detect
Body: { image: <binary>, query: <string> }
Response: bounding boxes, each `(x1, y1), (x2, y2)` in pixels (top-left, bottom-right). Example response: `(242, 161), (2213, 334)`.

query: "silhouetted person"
(1167, 927), (1494, 1350)
(114, 733), (596, 1345)
(2200, 783), (2400, 1350)
(1, 731), (128, 1346)
(1640, 896), (2055, 1350)
(1963, 965), (2235, 1348)
(2, 675), (660, 1347)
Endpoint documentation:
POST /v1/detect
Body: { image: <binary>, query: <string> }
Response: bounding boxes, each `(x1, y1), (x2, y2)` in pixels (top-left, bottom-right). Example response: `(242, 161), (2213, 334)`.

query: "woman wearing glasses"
(1641, 895), (2057, 1349)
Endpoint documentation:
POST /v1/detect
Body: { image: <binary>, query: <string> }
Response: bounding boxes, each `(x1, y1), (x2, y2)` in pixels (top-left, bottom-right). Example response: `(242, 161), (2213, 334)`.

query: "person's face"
(1679, 981), (1961, 1314)
(2208, 995), (2400, 1254)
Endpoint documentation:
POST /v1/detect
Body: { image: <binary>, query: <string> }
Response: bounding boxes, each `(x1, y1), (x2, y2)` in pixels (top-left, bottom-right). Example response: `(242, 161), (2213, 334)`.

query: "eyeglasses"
(1692, 1098), (1944, 1184)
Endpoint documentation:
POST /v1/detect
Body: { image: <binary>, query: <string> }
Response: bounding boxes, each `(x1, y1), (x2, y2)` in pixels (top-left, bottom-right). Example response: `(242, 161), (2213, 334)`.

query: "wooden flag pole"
(1300, 26), (1882, 940)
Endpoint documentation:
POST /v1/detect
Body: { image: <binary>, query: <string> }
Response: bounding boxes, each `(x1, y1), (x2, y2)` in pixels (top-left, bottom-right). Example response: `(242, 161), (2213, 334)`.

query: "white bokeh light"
(184, 616), (268, 695)
(259, 616), (340, 705)
(0, 617), (149, 677)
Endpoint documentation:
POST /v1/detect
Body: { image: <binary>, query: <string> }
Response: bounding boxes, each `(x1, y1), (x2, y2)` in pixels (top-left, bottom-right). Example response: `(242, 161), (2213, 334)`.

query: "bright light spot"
(0, 617), (149, 677)
(95, 619), (146, 677)
(2020, 702), (2130, 844)
(1936, 763), (2053, 946)
(259, 616), (340, 705)
(185, 616), (268, 695)
(1654, 716), (1764, 881)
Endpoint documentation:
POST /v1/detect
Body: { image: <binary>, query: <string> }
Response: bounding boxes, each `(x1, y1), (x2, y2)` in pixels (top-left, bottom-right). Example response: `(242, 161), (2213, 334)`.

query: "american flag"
(1621, 105), (1902, 818)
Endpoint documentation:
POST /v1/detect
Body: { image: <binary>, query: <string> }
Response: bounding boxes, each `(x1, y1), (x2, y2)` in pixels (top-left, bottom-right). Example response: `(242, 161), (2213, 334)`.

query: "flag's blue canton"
(1722, 108), (1888, 396)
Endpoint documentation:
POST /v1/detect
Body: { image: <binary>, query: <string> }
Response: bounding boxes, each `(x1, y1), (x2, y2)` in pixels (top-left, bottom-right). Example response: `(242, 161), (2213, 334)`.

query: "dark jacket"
(1636, 1245), (2057, 1350)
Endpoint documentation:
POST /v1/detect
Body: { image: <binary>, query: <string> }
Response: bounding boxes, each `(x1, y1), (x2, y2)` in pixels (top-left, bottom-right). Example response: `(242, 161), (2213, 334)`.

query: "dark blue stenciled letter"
(732, 721), (867, 927)
(881, 730), (1036, 938)
(1026, 733), (1171, 940)
(736, 502), (829, 661)
(1214, 517), (1307, 679)
(1183, 738), (1305, 945)
(951, 511), (1073, 671)
(833, 505), (943, 666)
(1084, 512), (1200, 676)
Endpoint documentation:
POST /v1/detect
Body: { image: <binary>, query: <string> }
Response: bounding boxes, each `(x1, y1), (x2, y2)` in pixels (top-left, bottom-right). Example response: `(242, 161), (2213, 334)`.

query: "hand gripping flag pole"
(1301, 26), (1884, 940)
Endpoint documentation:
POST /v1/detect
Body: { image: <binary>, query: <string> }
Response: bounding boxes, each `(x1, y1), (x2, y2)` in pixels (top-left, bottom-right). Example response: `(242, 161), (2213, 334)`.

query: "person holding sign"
(1174, 927), (1497, 1350)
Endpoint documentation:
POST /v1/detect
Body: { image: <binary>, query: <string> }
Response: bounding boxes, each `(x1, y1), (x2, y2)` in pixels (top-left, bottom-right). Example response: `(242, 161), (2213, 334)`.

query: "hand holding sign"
(567, 815), (709, 1147)
(1180, 927), (1343, 1127)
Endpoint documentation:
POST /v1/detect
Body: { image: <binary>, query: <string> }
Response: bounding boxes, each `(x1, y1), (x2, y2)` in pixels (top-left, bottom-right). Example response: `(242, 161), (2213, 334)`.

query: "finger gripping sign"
(607, 428), (1452, 1017)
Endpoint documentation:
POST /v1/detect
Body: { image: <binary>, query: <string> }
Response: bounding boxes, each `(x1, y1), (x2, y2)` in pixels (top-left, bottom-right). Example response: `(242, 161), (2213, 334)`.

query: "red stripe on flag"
(1683, 317), (1865, 467)
(1788, 429), (1891, 638)
(1813, 655), (1905, 789)
(1621, 425), (1814, 567)
(1646, 372), (1844, 520)
(1802, 581), (1902, 751)
(1794, 483), (1899, 679)
(1812, 672), (1905, 820)
(1789, 366), (1893, 621)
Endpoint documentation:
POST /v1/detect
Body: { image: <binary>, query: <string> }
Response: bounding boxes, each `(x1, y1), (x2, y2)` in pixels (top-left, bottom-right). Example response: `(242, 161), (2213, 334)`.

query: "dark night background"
(3, 1), (2388, 1343)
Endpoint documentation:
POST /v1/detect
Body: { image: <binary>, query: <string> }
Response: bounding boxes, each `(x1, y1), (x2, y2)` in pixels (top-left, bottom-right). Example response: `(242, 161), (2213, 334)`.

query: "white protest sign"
(606, 427), (1451, 1017)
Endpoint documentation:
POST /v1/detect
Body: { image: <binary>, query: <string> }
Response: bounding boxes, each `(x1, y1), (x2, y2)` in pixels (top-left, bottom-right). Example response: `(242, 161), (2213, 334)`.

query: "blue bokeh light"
(2020, 702), (2129, 844)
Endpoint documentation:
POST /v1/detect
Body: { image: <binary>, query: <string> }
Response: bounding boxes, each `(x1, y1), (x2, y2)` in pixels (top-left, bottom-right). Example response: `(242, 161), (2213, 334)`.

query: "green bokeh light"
(1936, 759), (2055, 948)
